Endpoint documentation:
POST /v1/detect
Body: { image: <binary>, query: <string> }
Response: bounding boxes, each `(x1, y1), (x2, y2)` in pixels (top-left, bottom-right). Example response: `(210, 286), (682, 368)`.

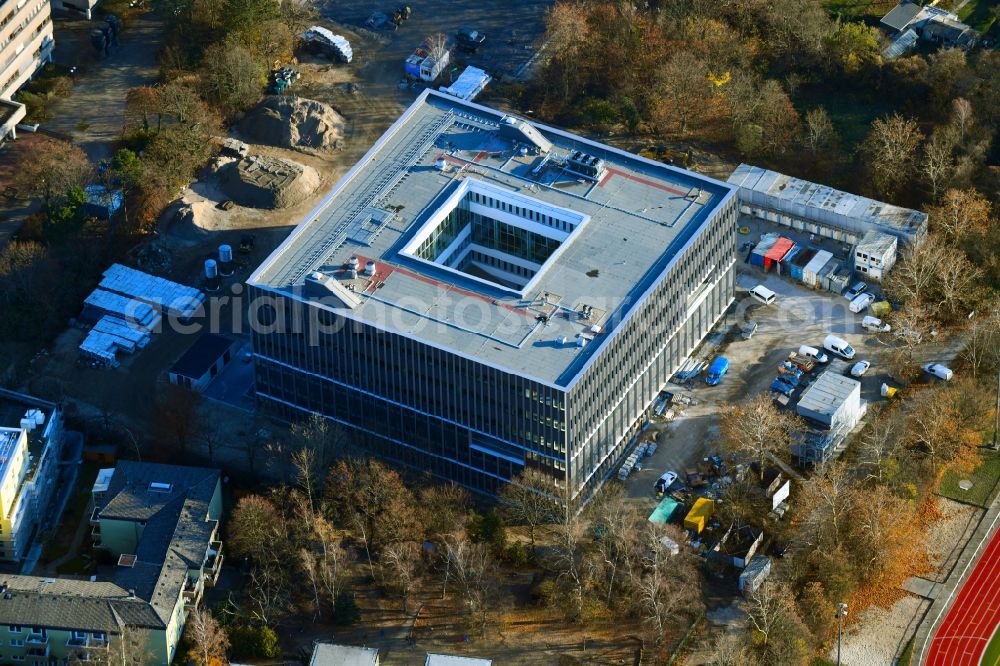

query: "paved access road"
(925, 521), (1000, 665)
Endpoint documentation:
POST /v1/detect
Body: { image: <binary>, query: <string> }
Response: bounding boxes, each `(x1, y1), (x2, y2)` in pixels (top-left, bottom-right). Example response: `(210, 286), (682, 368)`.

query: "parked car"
(748, 284), (776, 305)
(706, 356), (730, 386)
(845, 281), (868, 300)
(798, 345), (829, 364)
(823, 334), (856, 360)
(861, 315), (891, 333)
(923, 363), (954, 381)
(770, 378), (795, 396)
(456, 28), (486, 50)
(741, 320), (758, 340)
(849, 292), (876, 313)
(850, 360), (871, 377)
(654, 471), (678, 494)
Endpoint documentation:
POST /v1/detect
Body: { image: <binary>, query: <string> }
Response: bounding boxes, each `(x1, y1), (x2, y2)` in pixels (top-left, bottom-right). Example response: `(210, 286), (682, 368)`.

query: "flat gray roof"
(796, 372), (860, 417)
(251, 91), (734, 387)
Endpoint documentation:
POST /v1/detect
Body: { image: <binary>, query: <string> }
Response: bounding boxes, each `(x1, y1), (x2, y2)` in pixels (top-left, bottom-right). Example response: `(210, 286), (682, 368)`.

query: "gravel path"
(828, 498), (983, 664)
(925, 498), (983, 581)
(832, 594), (929, 665)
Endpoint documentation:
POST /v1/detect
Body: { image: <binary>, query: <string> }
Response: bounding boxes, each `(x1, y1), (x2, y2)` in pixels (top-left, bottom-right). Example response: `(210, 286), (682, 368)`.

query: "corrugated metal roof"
(727, 164), (928, 244)
(765, 237), (794, 262)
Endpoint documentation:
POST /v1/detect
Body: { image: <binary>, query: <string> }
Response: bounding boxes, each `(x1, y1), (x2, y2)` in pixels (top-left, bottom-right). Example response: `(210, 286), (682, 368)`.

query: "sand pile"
(221, 154), (320, 209)
(238, 96), (345, 152)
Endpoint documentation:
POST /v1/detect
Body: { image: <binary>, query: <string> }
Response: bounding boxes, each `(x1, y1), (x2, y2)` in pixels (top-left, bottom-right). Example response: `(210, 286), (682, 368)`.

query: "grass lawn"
(984, 625), (1000, 666)
(793, 86), (892, 151)
(40, 462), (101, 564)
(55, 553), (93, 576)
(898, 637), (915, 666)
(958, 0), (1000, 33)
(822, 0), (896, 18)
(938, 446), (1000, 509)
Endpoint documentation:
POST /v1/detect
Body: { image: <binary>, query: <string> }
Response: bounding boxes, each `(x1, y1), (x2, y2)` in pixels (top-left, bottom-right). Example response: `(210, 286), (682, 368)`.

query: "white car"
(850, 360), (871, 377)
(861, 316), (890, 333)
(923, 363), (954, 381)
(654, 471), (678, 494)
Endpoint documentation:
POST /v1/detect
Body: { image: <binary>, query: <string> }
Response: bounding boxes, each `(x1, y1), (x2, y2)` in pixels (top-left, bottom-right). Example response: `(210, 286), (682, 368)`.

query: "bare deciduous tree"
(921, 131), (955, 199)
(862, 113), (924, 199)
(637, 525), (702, 643)
(381, 541), (422, 611)
(858, 411), (903, 483)
(185, 609), (229, 666)
(950, 97), (974, 142)
(720, 394), (800, 480)
(803, 107), (836, 155)
(929, 188), (992, 240)
(499, 468), (561, 553)
(443, 532), (500, 635)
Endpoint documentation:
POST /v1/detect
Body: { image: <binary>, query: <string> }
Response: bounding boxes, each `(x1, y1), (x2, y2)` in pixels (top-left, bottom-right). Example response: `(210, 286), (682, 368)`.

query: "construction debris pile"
(238, 96), (345, 152)
(221, 154), (320, 209)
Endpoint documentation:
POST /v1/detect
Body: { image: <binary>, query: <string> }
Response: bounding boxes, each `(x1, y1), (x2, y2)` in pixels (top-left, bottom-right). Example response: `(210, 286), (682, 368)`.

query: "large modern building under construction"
(248, 90), (737, 507)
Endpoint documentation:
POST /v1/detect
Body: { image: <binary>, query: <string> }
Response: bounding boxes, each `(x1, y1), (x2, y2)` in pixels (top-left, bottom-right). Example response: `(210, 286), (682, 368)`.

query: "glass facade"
(250, 195), (737, 507)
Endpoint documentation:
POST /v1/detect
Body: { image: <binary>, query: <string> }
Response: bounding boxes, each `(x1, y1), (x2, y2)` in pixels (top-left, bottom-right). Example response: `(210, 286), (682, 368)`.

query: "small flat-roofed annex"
(250, 90), (735, 387)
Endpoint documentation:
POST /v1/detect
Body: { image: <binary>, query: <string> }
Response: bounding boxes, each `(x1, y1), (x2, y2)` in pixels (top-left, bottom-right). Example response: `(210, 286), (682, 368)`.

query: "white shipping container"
(801, 250), (833, 287)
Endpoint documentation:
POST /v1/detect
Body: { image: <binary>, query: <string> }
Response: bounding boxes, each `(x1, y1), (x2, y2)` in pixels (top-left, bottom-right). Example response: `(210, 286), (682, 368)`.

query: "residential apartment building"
(0, 462), (223, 665)
(248, 90), (737, 509)
(0, 389), (64, 565)
(0, 0), (54, 140)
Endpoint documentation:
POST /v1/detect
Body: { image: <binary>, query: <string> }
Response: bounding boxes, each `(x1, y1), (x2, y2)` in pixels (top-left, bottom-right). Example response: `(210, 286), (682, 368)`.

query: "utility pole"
(836, 602), (848, 666)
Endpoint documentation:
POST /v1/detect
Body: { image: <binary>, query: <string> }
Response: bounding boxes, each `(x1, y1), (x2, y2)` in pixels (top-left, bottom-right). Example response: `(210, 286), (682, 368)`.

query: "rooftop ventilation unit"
(565, 151), (607, 181)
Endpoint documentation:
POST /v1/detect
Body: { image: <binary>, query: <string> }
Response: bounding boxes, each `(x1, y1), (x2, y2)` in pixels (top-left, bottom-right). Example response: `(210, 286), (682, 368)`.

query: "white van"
(849, 293), (875, 313)
(861, 316), (890, 333)
(823, 334), (856, 360)
(748, 285), (776, 305)
(798, 345), (829, 364)
(923, 363), (954, 381)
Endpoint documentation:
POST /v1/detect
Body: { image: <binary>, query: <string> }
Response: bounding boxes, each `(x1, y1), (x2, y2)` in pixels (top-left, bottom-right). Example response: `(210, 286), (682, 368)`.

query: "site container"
(684, 497), (715, 534)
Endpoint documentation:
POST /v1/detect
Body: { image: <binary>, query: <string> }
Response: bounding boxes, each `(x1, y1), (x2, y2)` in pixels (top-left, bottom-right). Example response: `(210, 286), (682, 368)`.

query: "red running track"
(926, 521), (1000, 666)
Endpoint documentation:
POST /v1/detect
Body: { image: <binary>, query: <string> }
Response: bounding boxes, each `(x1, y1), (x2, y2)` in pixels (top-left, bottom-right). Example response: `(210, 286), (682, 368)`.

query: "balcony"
(182, 578), (203, 610)
(67, 636), (89, 648)
(89, 508), (100, 527)
(27, 646), (49, 658)
(26, 634), (48, 646)
(205, 540), (223, 586)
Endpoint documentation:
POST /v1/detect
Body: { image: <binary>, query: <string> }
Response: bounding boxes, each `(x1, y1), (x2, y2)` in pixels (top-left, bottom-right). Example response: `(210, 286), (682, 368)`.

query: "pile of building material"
(300, 26), (353, 63)
(221, 154), (320, 209)
(617, 441), (649, 480)
(82, 289), (161, 329)
(100, 263), (205, 319)
(78, 265), (205, 365)
(238, 96), (344, 152)
(440, 66), (491, 101)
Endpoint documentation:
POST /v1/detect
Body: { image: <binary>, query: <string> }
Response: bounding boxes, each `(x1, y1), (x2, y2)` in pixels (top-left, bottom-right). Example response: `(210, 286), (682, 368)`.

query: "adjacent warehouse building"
(248, 90), (738, 508)
(727, 164), (928, 247)
(0, 388), (64, 564)
(0, 0), (55, 140)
